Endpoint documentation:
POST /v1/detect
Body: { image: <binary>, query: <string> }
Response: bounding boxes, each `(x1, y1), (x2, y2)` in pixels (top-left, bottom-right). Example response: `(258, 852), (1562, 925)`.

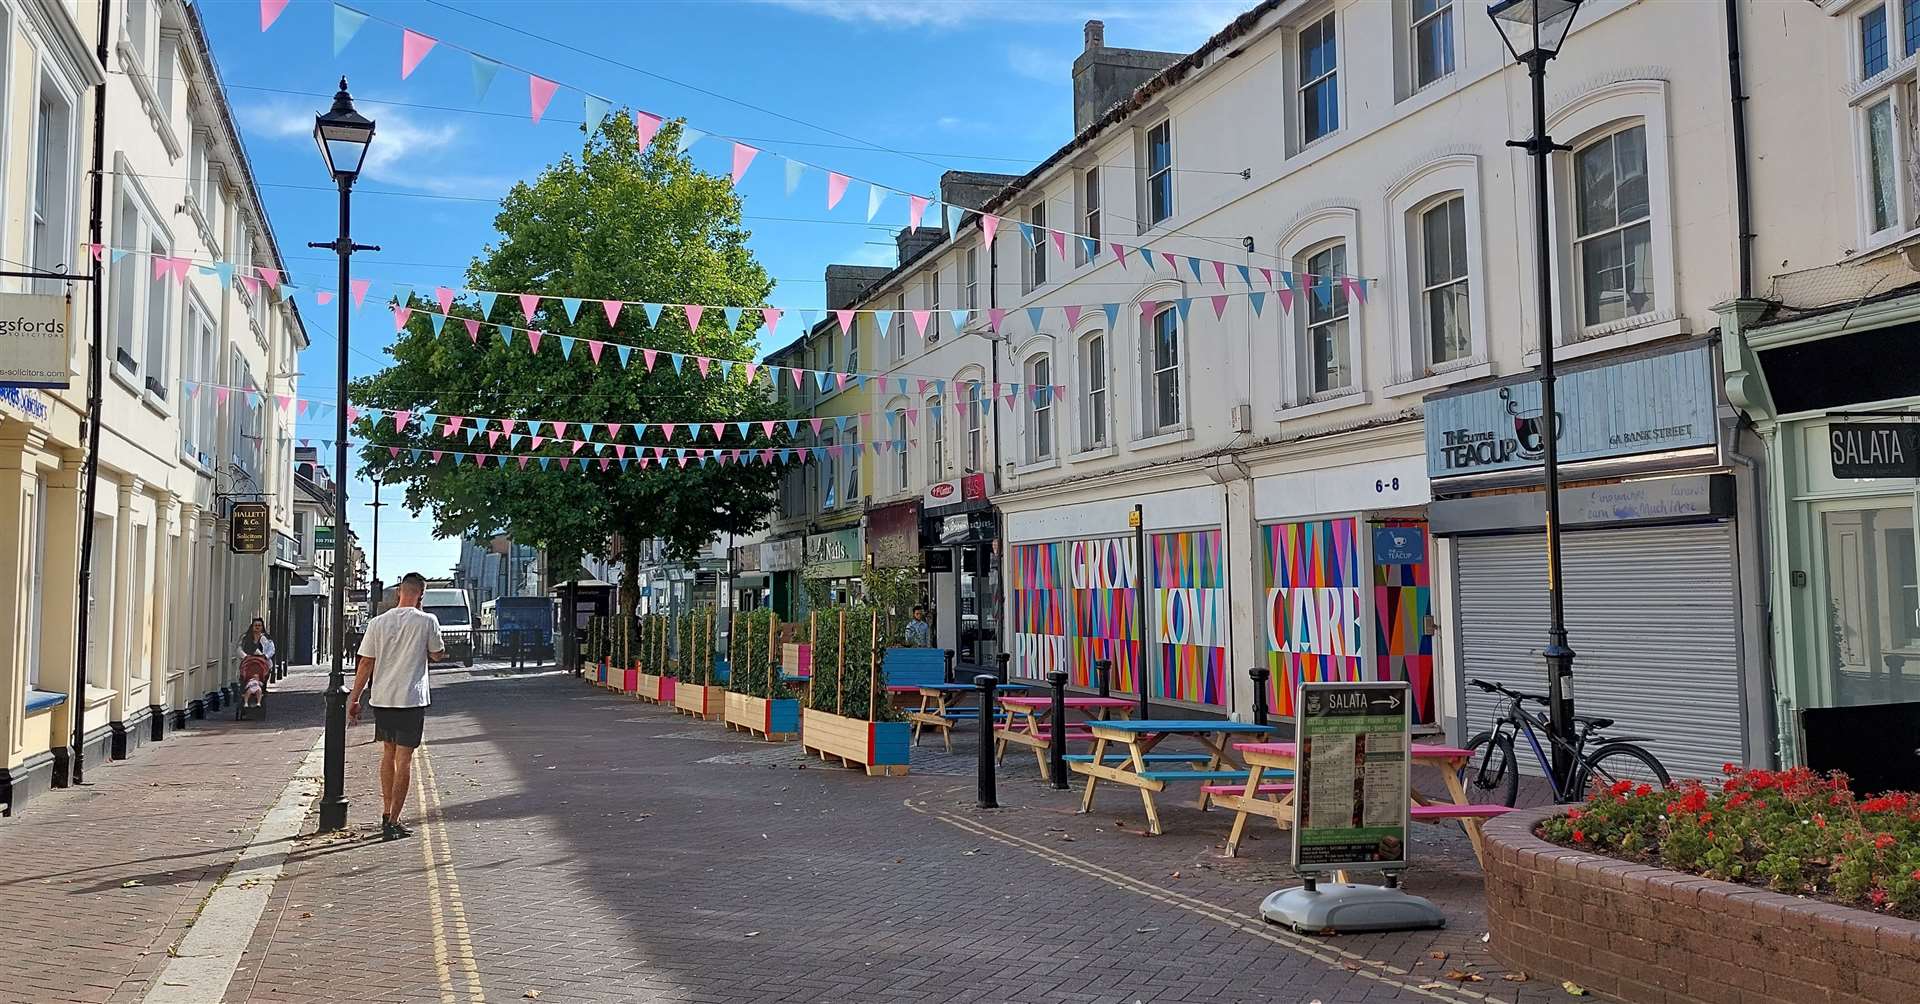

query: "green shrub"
(727, 608), (791, 699)
(1539, 765), (1920, 919)
(803, 604), (897, 722)
(640, 614), (671, 678)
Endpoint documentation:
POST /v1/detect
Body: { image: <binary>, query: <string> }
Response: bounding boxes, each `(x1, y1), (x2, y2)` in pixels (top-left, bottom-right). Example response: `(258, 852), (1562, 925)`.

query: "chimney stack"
(1084, 19), (1104, 52)
(1071, 21), (1181, 132)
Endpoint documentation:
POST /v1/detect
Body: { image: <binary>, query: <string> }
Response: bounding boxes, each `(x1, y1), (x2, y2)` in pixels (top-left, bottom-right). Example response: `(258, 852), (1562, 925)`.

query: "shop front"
(1426, 340), (1768, 780)
(801, 527), (864, 611)
(1721, 293), (1920, 779)
(761, 536), (803, 620)
(918, 475), (998, 667)
(730, 542), (768, 611)
(1247, 434), (1436, 728)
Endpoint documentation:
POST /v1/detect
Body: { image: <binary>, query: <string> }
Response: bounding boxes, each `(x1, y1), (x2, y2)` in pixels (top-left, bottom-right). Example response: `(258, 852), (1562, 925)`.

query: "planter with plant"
(724, 608), (799, 741)
(800, 605), (909, 776)
(636, 614), (674, 704)
(673, 607), (726, 720)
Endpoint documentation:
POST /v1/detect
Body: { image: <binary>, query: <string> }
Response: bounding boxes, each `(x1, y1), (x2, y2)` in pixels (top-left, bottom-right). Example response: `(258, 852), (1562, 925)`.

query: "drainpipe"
(70, 0), (113, 787)
(1726, 0), (1754, 299)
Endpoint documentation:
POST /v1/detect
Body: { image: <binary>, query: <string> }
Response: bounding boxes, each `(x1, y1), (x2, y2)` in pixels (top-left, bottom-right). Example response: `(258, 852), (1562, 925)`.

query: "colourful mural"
(1262, 518), (1366, 718)
(1010, 529), (1228, 705)
(1373, 522), (1436, 725)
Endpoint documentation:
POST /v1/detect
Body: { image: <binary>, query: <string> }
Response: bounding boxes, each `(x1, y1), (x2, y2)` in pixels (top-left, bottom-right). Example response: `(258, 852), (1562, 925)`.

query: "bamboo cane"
(836, 608), (846, 717)
(809, 611), (817, 709)
(867, 610), (878, 723)
(767, 611), (777, 699)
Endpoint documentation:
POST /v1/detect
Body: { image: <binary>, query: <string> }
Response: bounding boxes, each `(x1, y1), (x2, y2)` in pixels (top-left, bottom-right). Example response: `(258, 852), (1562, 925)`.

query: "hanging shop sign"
(923, 472), (989, 510)
(314, 524), (336, 551)
(761, 536), (803, 572)
(803, 528), (863, 579)
(1292, 680), (1412, 873)
(230, 503), (271, 554)
(732, 544), (763, 573)
(1425, 343), (1718, 479)
(867, 500), (922, 568)
(0, 293), (71, 389)
(1829, 422), (1920, 479)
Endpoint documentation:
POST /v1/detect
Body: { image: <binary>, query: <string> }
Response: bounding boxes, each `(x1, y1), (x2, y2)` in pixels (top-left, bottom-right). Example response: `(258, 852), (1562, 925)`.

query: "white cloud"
(760, 0), (1243, 48)
(1005, 43), (1066, 83)
(235, 96), (512, 196)
(757, 0), (1066, 29)
(836, 240), (898, 268)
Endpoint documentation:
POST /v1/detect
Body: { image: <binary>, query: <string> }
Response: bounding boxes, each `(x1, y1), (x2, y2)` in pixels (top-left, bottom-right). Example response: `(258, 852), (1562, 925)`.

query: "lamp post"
(1490, 0), (1581, 789)
(368, 475), (385, 610)
(310, 78), (376, 833)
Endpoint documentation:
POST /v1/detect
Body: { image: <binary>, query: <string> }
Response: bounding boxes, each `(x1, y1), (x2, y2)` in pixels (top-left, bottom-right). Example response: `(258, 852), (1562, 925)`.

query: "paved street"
(0, 663), (1565, 1004)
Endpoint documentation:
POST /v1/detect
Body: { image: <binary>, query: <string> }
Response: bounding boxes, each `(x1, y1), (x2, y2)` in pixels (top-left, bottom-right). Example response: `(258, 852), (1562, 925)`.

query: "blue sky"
(205, 0), (1243, 585)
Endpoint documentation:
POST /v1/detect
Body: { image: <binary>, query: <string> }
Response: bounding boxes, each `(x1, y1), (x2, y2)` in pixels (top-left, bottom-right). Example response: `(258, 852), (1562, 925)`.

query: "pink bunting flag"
(760, 307), (781, 337)
(602, 300), (623, 326)
(730, 143), (759, 185)
(910, 310), (931, 338)
(981, 214), (1000, 247)
(400, 29), (436, 80)
(826, 172), (850, 210)
(532, 436), (546, 450)
(389, 446), (401, 458)
(711, 422), (727, 441)
(1111, 242), (1129, 265)
(1050, 229), (1067, 260)
(1343, 276), (1368, 305)
(1063, 304), (1083, 329)
(809, 417), (825, 435)
(501, 419), (516, 435)
(660, 423), (677, 440)
(1210, 295), (1230, 320)
(518, 293), (541, 321)
(1139, 300), (1159, 321)
(1259, 267), (1275, 288)
(488, 431), (502, 447)
(759, 421), (776, 437)
(393, 306), (412, 332)
(682, 304), (704, 332)
(833, 309), (855, 336)
(316, 290), (334, 306)
(587, 340), (605, 364)
(695, 356), (712, 377)
(256, 267), (281, 290)
(916, 378), (930, 396)
(151, 256), (172, 282)
(1275, 287), (1294, 313)
(527, 330), (543, 353)
(297, 399), (311, 417)
(239, 274), (261, 298)
(552, 422), (568, 439)
(517, 456), (530, 470)
(86, 243), (104, 263)
(908, 195), (929, 231)
(350, 279), (371, 307)
(216, 387), (230, 406)
(642, 348), (658, 370)
(987, 308), (1006, 333)
(529, 75), (560, 124)
(790, 368), (805, 389)
(260, 0), (289, 32)
(742, 361), (758, 382)
(274, 394), (292, 411)
(836, 372), (849, 390)
(634, 111), (663, 151)
(435, 287), (455, 314)
(1161, 251), (1179, 271)
(1213, 260), (1229, 286)
(570, 440), (585, 455)
(616, 444), (629, 459)
(391, 409), (412, 429)
(464, 318), (481, 343)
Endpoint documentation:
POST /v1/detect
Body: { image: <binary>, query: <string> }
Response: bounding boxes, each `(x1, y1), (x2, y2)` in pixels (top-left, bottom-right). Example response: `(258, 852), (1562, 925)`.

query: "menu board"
(1292, 681), (1412, 873)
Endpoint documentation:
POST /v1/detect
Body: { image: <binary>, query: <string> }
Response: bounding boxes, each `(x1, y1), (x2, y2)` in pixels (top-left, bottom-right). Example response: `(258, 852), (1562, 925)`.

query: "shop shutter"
(1454, 523), (1745, 783)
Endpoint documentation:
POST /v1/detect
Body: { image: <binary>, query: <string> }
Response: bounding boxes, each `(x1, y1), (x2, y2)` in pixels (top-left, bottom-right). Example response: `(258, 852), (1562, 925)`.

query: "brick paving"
(8, 665), (1574, 1003)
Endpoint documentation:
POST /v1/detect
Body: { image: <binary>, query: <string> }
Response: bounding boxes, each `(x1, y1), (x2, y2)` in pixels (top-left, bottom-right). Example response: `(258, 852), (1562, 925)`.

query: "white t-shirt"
(358, 606), (444, 709)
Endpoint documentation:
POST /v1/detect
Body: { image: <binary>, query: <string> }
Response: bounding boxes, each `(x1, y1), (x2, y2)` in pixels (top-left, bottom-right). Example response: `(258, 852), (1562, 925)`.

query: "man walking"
(348, 572), (447, 841)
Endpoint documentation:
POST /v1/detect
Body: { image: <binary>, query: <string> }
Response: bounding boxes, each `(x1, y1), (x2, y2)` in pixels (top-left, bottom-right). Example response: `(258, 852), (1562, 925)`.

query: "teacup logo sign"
(1502, 387), (1561, 462)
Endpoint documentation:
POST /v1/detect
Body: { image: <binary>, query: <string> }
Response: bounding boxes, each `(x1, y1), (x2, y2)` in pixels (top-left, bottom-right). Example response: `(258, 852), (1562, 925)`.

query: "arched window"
(1079, 330), (1108, 450)
(1143, 307), (1181, 434)
(1416, 194), (1470, 367)
(1570, 123), (1653, 328)
(927, 394), (945, 478)
(965, 380), (984, 472)
(1302, 242), (1352, 395)
(1026, 353), (1053, 462)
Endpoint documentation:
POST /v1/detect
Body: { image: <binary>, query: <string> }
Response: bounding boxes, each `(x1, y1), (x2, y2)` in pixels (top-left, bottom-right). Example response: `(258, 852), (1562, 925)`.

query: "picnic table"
(888, 681), (1031, 751)
(995, 695), (1135, 783)
(1070, 719), (1279, 835)
(1219, 742), (1510, 862)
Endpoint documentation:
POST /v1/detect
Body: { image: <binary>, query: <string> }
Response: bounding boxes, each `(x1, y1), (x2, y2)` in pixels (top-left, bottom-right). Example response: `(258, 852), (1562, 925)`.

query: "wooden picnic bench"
(1070, 719), (1279, 835)
(892, 682), (1030, 751)
(1220, 741), (1512, 863)
(996, 695), (1134, 783)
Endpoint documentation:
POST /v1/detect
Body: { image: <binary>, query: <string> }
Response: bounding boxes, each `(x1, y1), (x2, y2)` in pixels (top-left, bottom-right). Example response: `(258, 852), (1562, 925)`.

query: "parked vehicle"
(481, 596), (555, 662)
(422, 588), (475, 666)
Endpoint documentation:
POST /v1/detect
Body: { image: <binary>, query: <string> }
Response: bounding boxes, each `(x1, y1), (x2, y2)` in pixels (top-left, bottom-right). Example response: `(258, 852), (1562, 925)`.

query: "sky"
(203, 0), (1246, 585)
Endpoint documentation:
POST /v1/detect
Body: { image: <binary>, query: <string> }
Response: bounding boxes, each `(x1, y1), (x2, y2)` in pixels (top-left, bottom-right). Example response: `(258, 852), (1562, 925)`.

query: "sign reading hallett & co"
(229, 503), (270, 554)
(1830, 423), (1920, 479)
(1425, 342), (1719, 479)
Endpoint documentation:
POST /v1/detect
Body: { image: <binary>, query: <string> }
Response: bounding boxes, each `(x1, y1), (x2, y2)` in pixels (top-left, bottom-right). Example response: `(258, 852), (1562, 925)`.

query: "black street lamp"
(310, 78), (377, 833)
(369, 474), (385, 610)
(1490, 0), (1581, 789)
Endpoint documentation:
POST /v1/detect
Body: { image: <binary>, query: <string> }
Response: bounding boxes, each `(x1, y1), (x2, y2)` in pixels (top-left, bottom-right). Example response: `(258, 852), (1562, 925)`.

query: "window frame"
(1384, 154), (1490, 395)
(1416, 195), (1471, 369)
(890, 404), (909, 494)
(23, 475), (47, 695)
(1302, 242), (1353, 397)
(1026, 353), (1054, 463)
(30, 69), (79, 295)
(1568, 122), (1655, 333)
(965, 380), (984, 473)
(928, 268), (941, 342)
(927, 393), (945, 479)
(892, 293), (906, 360)
(1145, 119), (1174, 226)
(1410, 0), (1456, 92)
(1080, 167), (1102, 266)
(1080, 330), (1109, 451)
(1146, 306), (1182, 435)
(109, 166), (172, 393)
(965, 246), (979, 309)
(1025, 200), (1048, 291)
(1296, 11), (1341, 148)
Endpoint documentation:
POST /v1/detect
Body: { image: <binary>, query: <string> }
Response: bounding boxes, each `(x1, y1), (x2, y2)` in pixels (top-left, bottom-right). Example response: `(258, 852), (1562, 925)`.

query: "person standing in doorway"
(348, 571), (447, 841)
(904, 604), (933, 648)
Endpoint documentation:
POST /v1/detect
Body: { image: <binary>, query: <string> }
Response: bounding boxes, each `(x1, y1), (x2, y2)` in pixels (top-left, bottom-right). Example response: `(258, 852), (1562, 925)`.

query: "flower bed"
(1538, 766), (1920, 919)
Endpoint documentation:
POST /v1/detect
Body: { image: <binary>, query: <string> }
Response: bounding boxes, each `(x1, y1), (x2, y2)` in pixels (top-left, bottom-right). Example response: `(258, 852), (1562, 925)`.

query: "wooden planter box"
(636, 672), (667, 703)
(673, 682), (726, 720)
(724, 691), (799, 741)
(621, 668), (638, 694)
(800, 708), (910, 776)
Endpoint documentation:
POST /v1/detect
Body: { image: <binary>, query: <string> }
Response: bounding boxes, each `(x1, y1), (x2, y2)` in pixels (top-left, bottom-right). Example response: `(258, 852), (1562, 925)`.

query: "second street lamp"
(310, 78), (378, 833)
(1489, 0), (1582, 791)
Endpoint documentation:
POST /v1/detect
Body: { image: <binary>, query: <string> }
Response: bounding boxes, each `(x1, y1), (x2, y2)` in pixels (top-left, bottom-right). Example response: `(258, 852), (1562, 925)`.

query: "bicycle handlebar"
(1469, 677), (1549, 705)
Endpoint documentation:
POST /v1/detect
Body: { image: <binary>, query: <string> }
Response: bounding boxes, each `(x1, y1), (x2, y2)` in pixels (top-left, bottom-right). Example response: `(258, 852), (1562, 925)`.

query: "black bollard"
(995, 652), (1010, 685)
(1047, 670), (1069, 790)
(1249, 667), (1271, 727)
(974, 674), (999, 808)
(1096, 658), (1112, 698)
(944, 648), (957, 684)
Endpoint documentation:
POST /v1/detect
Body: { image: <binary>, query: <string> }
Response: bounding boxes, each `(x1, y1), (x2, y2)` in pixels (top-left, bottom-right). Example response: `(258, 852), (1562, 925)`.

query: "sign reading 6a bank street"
(0, 292), (72, 389)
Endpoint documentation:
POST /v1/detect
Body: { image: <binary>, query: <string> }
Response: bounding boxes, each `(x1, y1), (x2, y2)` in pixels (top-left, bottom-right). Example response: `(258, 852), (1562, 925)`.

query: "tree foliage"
(350, 112), (788, 596)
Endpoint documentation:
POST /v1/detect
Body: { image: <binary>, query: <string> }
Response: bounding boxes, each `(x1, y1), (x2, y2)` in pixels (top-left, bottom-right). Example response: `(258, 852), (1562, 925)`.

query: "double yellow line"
(416, 749), (487, 1003)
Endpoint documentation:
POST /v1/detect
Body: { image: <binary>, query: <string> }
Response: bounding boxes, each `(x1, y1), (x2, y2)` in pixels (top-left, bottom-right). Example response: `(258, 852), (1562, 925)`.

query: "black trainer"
(388, 818), (414, 839)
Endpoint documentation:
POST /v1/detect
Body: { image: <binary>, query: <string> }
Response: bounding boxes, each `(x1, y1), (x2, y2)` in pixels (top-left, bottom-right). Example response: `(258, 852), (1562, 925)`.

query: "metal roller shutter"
(1455, 523), (1745, 782)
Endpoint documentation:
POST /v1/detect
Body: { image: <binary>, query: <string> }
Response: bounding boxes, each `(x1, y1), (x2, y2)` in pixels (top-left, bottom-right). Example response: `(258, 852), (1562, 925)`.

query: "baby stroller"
(236, 654), (272, 720)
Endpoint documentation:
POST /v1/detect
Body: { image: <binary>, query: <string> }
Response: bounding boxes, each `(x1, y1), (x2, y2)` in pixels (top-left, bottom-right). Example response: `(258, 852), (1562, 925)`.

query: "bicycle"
(1459, 678), (1670, 806)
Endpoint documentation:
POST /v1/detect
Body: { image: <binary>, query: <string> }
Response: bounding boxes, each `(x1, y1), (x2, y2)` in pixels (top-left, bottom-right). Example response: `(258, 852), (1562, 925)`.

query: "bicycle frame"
(1485, 699), (1584, 801)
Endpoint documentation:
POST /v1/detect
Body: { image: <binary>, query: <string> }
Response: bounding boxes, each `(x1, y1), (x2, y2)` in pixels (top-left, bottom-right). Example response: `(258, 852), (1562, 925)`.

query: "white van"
(421, 588), (475, 666)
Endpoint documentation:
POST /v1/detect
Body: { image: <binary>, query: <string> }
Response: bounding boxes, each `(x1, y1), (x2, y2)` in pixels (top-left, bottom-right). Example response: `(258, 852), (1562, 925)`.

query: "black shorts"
(371, 706), (426, 748)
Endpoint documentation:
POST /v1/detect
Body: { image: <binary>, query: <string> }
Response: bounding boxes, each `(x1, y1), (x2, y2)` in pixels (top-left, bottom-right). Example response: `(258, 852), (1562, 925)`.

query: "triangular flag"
(642, 348), (658, 370)
(1081, 236), (1099, 262)
(434, 286), (455, 314)
(499, 324), (514, 346)
(1025, 306), (1045, 331)
(1162, 251), (1180, 271)
(558, 335), (575, 358)
(784, 158), (806, 196)
(332, 3), (366, 54)
(682, 304), (704, 332)
(866, 184), (887, 222)
(464, 318), (481, 342)
(1050, 229), (1068, 260)
(213, 262), (235, 289)
(948, 309), (970, 331)
(400, 29), (436, 79)
(1112, 241), (1129, 265)
(615, 344), (632, 367)
(518, 293), (541, 321)
(634, 111), (663, 151)
(722, 306), (743, 332)
(826, 172), (850, 210)
(1213, 260), (1229, 286)
(1250, 291), (1268, 316)
(760, 307), (782, 337)
(393, 306), (413, 332)
(908, 194), (929, 230)
(1237, 264), (1253, 288)
(261, 0), (289, 32)
(910, 310), (931, 338)
(675, 126), (704, 156)
(696, 356), (712, 377)
(1138, 246), (1156, 269)
(981, 214), (999, 247)
(1018, 222), (1037, 247)
(1210, 294), (1230, 320)
(583, 94), (611, 134)
(350, 278), (371, 307)
(529, 75), (560, 124)
(1174, 298), (1194, 325)
(602, 300), (623, 326)
(527, 330), (544, 353)
(1343, 276), (1369, 305)
(834, 309), (855, 336)
(946, 205), (965, 238)
(872, 310), (893, 339)
(1063, 304), (1083, 329)
(561, 297), (583, 323)
(470, 54), (502, 100)
(639, 302), (662, 328)
(730, 142), (759, 185)
(987, 308), (1006, 333)
(1187, 257), (1206, 282)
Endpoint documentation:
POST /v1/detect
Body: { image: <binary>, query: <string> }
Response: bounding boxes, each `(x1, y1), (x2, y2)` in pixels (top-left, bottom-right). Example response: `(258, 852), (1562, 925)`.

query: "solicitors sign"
(1424, 343), (1719, 478)
(0, 293), (71, 389)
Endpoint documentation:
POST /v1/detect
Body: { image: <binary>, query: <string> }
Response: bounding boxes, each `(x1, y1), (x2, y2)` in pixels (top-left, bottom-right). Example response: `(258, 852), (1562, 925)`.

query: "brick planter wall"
(1481, 804), (1920, 1004)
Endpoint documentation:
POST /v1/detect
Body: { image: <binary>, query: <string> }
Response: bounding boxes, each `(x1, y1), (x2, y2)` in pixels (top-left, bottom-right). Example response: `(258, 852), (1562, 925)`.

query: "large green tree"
(352, 112), (789, 608)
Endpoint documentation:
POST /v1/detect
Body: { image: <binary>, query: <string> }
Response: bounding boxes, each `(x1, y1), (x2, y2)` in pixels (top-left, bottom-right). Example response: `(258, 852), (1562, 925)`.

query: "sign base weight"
(1259, 882), (1445, 934)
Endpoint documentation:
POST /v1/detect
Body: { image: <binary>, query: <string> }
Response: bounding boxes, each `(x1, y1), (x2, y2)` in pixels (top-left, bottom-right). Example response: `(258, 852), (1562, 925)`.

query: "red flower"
(1611, 779), (1634, 797)
(1910, 869), (1920, 881)
(1722, 762), (1739, 775)
(1567, 809), (1584, 821)
(1813, 813), (1826, 829)
(1635, 783), (1653, 798)
(1874, 833), (1896, 850)
(1870, 888), (1889, 907)
(1573, 829), (1586, 843)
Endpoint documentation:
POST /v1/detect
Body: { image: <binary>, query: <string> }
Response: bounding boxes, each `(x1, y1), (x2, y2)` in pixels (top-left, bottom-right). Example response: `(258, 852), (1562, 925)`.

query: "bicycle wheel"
(1460, 730), (1520, 807)
(1572, 742), (1672, 801)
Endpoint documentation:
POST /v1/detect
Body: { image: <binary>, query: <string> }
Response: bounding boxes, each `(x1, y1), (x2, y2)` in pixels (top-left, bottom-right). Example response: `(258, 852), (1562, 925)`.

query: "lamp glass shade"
(316, 121), (374, 180)
(1488, 0), (1581, 56)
